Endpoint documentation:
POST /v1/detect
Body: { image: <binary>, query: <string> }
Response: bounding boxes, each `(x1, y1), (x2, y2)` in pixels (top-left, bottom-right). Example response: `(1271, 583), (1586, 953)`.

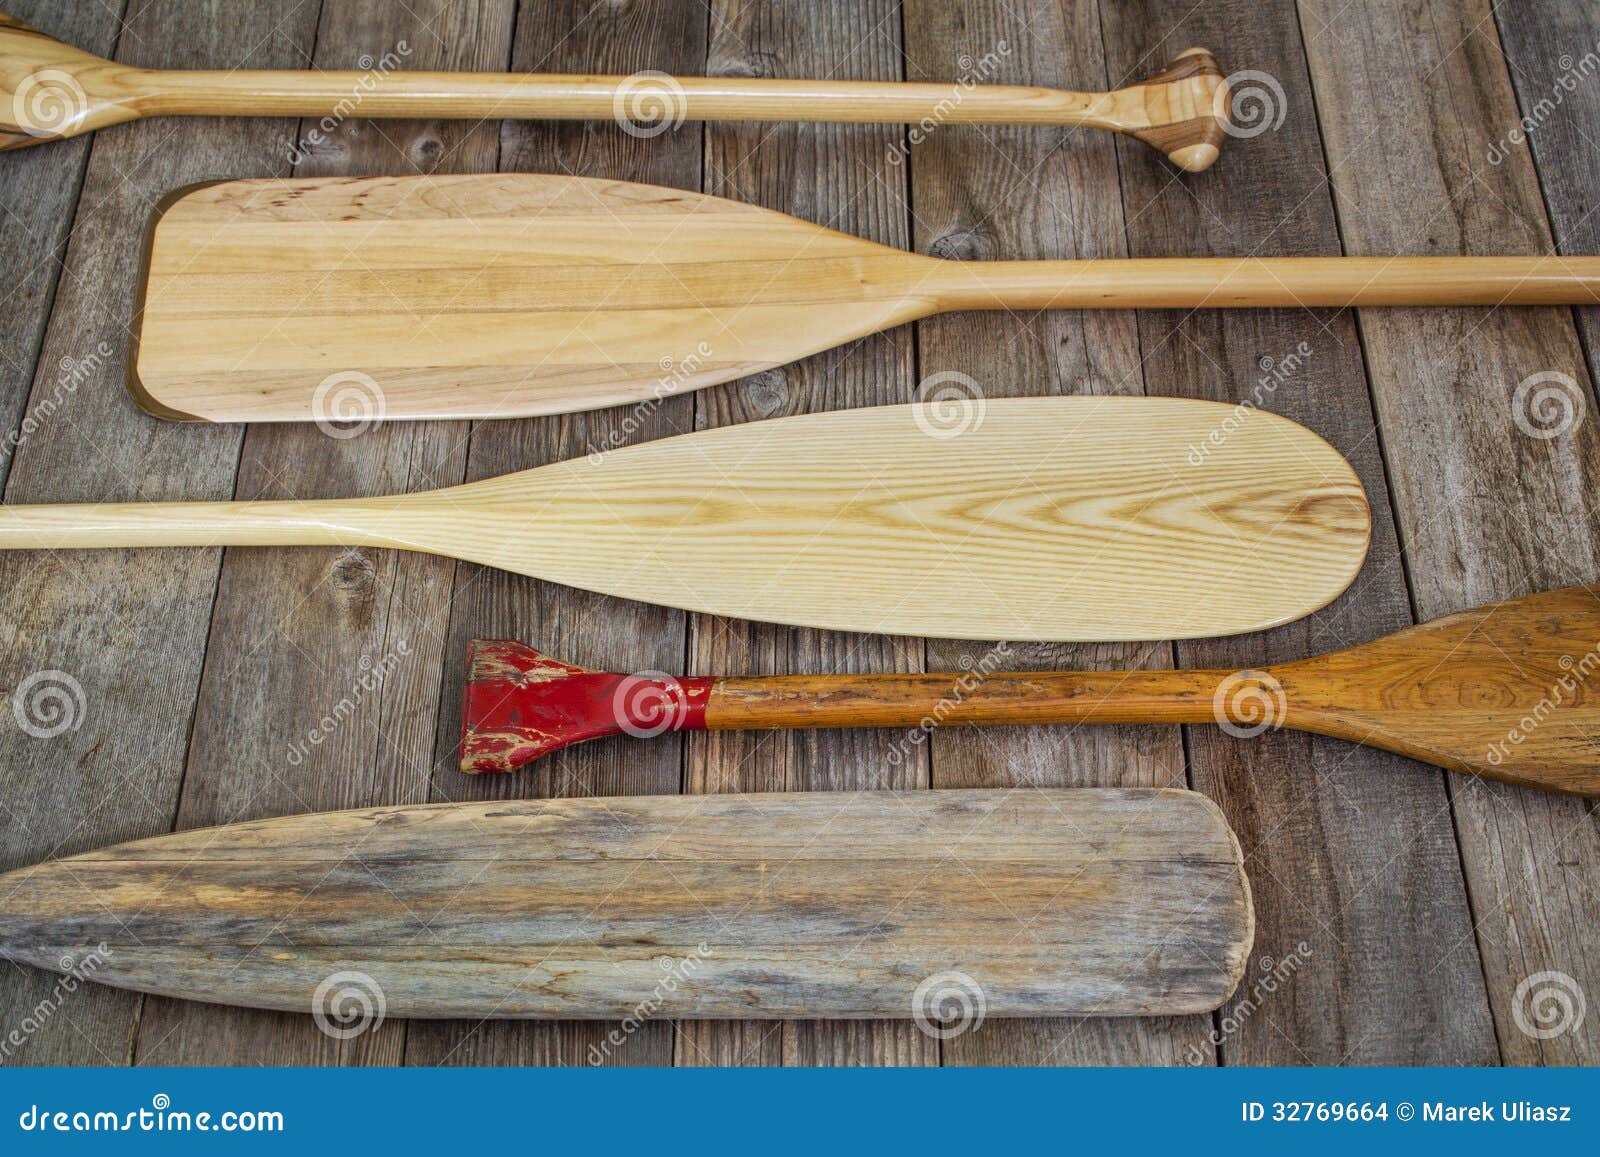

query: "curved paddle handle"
(0, 13), (1228, 170)
(926, 255), (1600, 310)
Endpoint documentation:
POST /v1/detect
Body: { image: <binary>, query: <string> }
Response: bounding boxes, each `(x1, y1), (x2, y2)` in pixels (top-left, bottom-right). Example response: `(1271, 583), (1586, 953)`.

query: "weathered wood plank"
(677, 0), (932, 1069)
(128, 0), (513, 1068)
(1101, 0), (1497, 1063)
(0, 790), (1251, 1020)
(902, 0), (1208, 1067)
(402, 0), (707, 1070)
(0, 0), (323, 1068)
(0, 2), (121, 495)
(1301, 0), (1600, 1066)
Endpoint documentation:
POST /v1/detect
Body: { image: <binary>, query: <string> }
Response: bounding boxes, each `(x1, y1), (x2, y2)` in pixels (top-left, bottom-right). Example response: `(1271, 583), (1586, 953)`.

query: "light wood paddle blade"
(462, 587), (1600, 797)
(0, 14), (1229, 168)
(0, 397), (1370, 641)
(0, 789), (1254, 1019)
(129, 174), (1600, 424)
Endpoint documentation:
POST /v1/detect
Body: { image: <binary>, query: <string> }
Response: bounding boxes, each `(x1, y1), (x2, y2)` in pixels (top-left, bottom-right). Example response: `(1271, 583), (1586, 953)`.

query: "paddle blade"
(460, 639), (709, 771)
(0, 15), (140, 150)
(1281, 586), (1600, 795)
(411, 396), (1369, 642)
(130, 174), (935, 422)
(0, 790), (1252, 1019)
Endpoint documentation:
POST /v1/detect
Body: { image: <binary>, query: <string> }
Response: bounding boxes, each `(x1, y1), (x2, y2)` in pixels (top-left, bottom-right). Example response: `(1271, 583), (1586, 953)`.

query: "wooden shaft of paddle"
(135, 69), (1124, 125)
(0, 498), (395, 550)
(707, 670), (1229, 729)
(923, 255), (1600, 309)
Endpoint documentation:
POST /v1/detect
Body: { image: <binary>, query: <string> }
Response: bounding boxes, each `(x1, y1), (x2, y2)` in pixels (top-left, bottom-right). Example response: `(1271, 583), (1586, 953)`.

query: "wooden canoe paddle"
(0, 12), (1230, 168)
(0, 789), (1253, 1019)
(462, 586), (1600, 798)
(129, 174), (1600, 424)
(0, 397), (1369, 642)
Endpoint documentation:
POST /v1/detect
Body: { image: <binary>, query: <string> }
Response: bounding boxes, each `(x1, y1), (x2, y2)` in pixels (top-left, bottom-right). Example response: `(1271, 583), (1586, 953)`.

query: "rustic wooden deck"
(2, 0), (1597, 1067)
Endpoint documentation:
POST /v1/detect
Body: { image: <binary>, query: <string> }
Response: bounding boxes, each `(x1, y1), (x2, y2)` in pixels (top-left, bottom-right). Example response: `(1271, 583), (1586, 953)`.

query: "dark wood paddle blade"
(1279, 585), (1600, 795)
(0, 790), (1253, 1020)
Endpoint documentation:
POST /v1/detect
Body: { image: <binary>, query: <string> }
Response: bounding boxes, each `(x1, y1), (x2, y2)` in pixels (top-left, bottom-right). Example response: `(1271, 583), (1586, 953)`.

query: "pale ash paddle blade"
(397, 397), (1369, 641)
(0, 790), (1254, 1019)
(130, 174), (938, 423)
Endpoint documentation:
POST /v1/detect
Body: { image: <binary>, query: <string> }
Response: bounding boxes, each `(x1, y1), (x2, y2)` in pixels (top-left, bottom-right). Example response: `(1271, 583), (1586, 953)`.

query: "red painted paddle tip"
(460, 639), (711, 773)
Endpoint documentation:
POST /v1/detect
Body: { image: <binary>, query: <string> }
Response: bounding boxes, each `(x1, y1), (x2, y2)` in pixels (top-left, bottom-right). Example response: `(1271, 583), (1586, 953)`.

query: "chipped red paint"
(461, 639), (712, 772)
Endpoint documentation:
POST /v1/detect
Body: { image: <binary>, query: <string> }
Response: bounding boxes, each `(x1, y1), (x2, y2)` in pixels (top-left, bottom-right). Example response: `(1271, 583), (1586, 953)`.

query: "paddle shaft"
(128, 69), (1147, 129)
(0, 498), (410, 550)
(704, 670), (1231, 730)
(921, 255), (1600, 309)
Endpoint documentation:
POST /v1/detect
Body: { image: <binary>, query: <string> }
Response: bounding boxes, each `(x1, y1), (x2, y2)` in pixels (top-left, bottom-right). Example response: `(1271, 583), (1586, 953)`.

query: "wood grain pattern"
(0, 14), (1227, 168)
(0, 397), (1371, 642)
(128, 173), (1600, 424)
(0, 790), (1254, 1020)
